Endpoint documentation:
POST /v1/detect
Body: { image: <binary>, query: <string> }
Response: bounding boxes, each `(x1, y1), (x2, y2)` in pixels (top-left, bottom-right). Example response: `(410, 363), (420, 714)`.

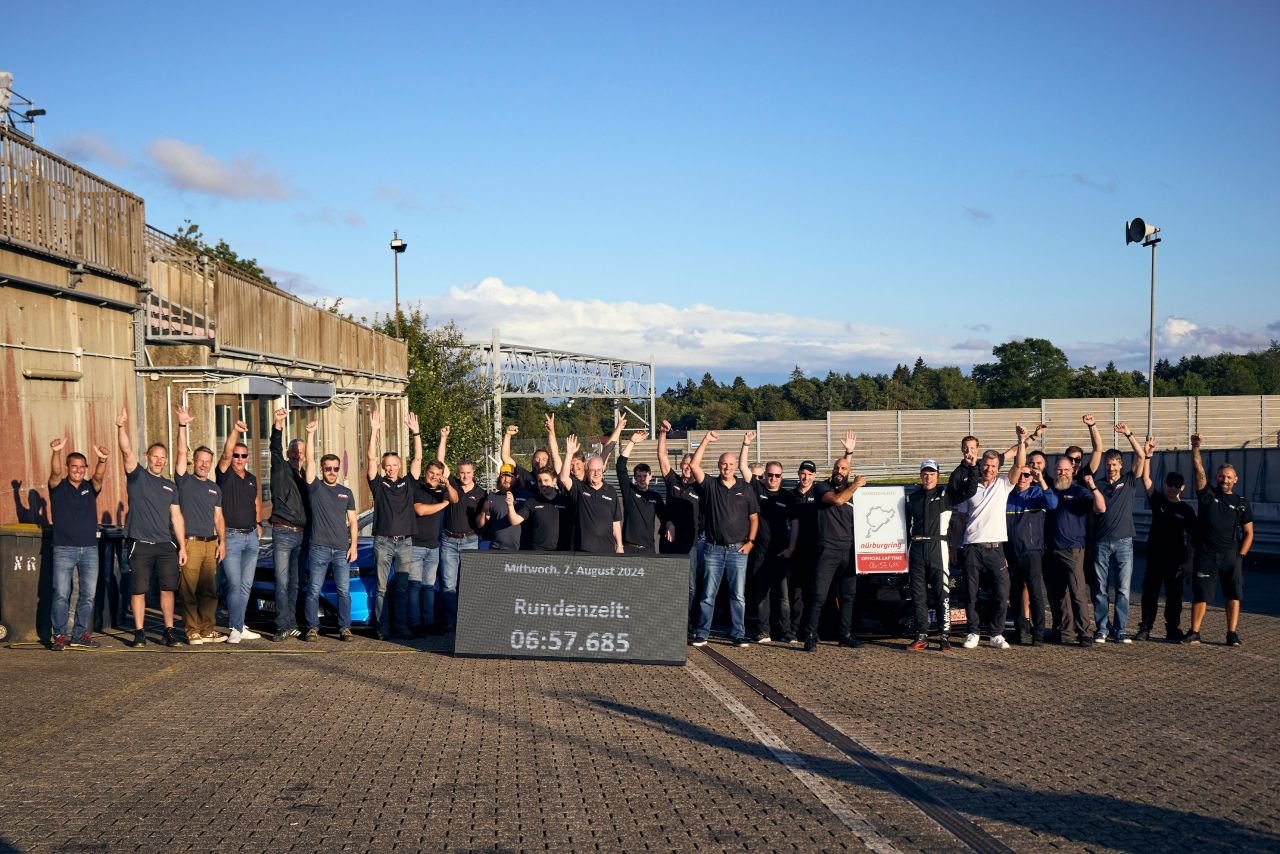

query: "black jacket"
(270, 426), (309, 527)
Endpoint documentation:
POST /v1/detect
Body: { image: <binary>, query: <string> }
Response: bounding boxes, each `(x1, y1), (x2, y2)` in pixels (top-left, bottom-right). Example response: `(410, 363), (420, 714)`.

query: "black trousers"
(1141, 549), (1185, 630)
(789, 545), (814, 638)
(1046, 548), (1094, 641)
(964, 543), (1009, 637)
(909, 539), (949, 637)
(1007, 547), (1048, 638)
(750, 548), (794, 638)
(804, 543), (856, 640)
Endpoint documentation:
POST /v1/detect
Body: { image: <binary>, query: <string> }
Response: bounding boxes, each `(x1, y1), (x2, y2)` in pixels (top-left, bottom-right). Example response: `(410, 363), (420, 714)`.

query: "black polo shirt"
(445, 479), (486, 536)
(368, 474), (415, 537)
(1147, 491), (1196, 560)
(1094, 471), (1139, 542)
(482, 491), (525, 550)
(50, 479), (100, 547)
(525, 487), (569, 551)
(749, 480), (792, 555)
(617, 455), (664, 550)
(662, 471), (702, 546)
(216, 466), (258, 530)
(567, 479), (622, 553)
(813, 480), (855, 547)
(1195, 487), (1252, 554)
(413, 482), (448, 545)
(127, 466), (180, 542)
(176, 474), (221, 539)
(699, 476), (759, 547)
(789, 485), (819, 552)
(308, 479), (356, 550)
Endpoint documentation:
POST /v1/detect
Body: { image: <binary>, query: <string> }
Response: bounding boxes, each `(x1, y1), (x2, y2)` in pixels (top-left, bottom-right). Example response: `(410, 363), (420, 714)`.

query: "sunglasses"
(1019, 472), (1034, 479)
(765, 472), (783, 478)
(232, 453), (249, 459)
(1068, 456), (1082, 464)
(322, 466), (341, 473)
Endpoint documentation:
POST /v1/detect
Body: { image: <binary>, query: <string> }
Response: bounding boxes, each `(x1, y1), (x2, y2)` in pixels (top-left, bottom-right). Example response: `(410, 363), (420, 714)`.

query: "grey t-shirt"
(1095, 471), (1138, 542)
(308, 479), (356, 550)
(125, 465), (179, 543)
(482, 491), (525, 551)
(176, 474), (221, 538)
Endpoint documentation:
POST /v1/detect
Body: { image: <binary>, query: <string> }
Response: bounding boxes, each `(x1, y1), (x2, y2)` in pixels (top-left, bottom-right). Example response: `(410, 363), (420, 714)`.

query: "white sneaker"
(227, 629), (243, 644)
(963, 633), (979, 649)
(239, 627), (262, 640)
(990, 635), (1010, 650)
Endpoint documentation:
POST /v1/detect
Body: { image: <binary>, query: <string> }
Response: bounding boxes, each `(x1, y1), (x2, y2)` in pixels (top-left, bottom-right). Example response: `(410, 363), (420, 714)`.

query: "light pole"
(1126, 218), (1161, 436)
(390, 231), (407, 338)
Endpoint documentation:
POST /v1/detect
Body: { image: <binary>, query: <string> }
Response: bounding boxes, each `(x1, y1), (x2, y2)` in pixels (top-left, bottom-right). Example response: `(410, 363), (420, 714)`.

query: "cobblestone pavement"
(2, 566), (1277, 852)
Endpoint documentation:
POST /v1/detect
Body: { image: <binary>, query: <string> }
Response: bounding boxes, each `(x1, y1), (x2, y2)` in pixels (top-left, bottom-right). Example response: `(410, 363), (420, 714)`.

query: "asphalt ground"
(2, 562), (1278, 853)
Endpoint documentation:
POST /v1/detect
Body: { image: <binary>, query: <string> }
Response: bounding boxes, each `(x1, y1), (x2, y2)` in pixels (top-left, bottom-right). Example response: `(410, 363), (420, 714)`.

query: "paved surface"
(2, 565), (1278, 853)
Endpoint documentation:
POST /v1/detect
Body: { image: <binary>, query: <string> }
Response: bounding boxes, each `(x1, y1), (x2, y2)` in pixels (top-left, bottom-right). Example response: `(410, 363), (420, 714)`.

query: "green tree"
(173, 219), (275, 284)
(972, 338), (1072, 407)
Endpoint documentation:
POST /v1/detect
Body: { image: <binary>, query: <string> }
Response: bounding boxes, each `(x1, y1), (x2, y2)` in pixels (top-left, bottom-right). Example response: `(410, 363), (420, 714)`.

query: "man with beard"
(689, 431), (759, 647)
(1004, 460), (1058, 645)
(366, 410), (421, 640)
(522, 468), (570, 551)
(953, 425), (1027, 650)
(1046, 456), (1105, 645)
(657, 420), (704, 634)
(409, 458), (457, 634)
(739, 431), (794, 644)
(801, 430), (864, 652)
(173, 407), (226, 646)
(302, 421), (360, 641)
(47, 435), (109, 651)
(216, 416), (260, 645)
(560, 435), (624, 554)
(267, 407), (314, 643)
(1090, 422), (1148, 644)
(783, 459), (820, 644)
(1184, 433), (1253, 647)
(1135, 438), (1195, 642)
(946, 427), (1042, 576)
(438, 426), (485, 631)
(476, 464), (525, 551)
(611, 417), (671, 554)
(500, 418), (555, 496)
(905, 458), (977, 652)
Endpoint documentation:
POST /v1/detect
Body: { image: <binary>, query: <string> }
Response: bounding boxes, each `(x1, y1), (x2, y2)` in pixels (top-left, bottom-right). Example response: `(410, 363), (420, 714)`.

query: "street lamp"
(390, 231), (407, 338)
(1126, 218), (1161, 436)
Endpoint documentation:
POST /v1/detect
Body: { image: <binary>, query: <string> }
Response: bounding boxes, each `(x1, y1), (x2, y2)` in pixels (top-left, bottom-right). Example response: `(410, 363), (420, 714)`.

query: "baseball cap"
(498, 463), (516, 475)
(920, 459), (939, 472)
(798, 460), (817, 473)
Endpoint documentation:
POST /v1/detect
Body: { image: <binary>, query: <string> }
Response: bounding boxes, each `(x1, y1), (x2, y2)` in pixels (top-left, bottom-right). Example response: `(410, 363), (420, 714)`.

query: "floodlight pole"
(390, 231), (407, 338)
(1144, 234), (1159, 437)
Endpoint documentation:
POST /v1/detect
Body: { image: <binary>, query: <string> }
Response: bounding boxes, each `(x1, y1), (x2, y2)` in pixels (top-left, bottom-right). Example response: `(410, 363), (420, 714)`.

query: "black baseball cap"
(798, 460), (817, 473)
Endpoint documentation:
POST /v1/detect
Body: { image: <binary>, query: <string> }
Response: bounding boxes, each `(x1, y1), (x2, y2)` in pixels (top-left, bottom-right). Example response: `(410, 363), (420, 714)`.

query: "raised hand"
(176, 406), (193, 427)
(305, 421), (318, 435)
(369, 411), (383, 431)
(1190, 433), (1202, 449)
(840, 430), (856, 453)
(440, 425), (451, 440)
(50, 437), (67, 452)
(659, 420), (672, 434)
(1015, 423), (1027, 440)
(705, 431), (720, 443)
(743, 430), (757, 446)
(115, 406), (128, 428)
(93, 444), (109, 461)
(274, 408), (288, 429)
(1114, 422), (1129, 435)
(1082, 472), (1097, 489)
(505, 491), (516, 508)
(406, 412), (420, 433)
(233, 419), (249, 436)
(1082, 414), (1096, 428)
(615, 412), (628, 430)
(1144, 438), (1156, 457)
(506, 424), (519, 437)
(564, 434), (580, 456)
(1032, 423), (1047, 440)
(544, 413), (555, 432)
(630, 431), (648, 444)
(852, 474), (868, 489)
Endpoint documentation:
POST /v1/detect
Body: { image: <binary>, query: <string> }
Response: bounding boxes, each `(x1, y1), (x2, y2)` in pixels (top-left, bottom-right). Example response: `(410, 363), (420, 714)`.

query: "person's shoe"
(51, 633), (69, 651)
(1093, 634), (1107, 644)
(1118, 634), (1133, 644)
(339, 627), (354, 642)
(1008, 632), (1025, 646)
(782, 635), (798, 645)
(202, 631), (228, 644)
(963, 633), (979, 649)
(755, 634), (772, 644)
(69, 633), (100, 650)
(908, 636), (929, 652)
(164, 627), (182, 647)
(1133, 625), (1151, 642)
(1227, 631), (1242, 647)
(186, 631), (205, 646)
(130, 630), (147, 648)
(1180, 631), (1201, 646)
(239, 627), (262, 641)
(270, 631), (291, 643)
(839, 635), (864, 649)
(733, 637), (751, 648)
(691, 637), (708, 647)
(227, 629), (243, 644)
(303, 628), (319, 642)
(286, 627), (302, 638)
(1030, 632), (1044, 647)
(1078, 636), (1093, 647)
(938, 637), (952, 653)
(1166, 626), (1185, 642)
(990, 635), (1010, 650)
(803, 637), (817, 652)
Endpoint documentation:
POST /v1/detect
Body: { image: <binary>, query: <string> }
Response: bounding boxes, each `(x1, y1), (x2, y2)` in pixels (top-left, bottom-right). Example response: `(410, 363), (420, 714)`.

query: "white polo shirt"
(958, 477), (1014, 545)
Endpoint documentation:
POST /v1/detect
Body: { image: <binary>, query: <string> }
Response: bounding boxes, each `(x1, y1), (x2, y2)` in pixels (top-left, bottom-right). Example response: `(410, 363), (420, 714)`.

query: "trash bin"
(0, 523), (49, 643)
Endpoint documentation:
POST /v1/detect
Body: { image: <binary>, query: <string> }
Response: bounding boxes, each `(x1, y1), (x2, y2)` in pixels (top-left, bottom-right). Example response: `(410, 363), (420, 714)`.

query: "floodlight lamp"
(1126, 218), (1159, 245)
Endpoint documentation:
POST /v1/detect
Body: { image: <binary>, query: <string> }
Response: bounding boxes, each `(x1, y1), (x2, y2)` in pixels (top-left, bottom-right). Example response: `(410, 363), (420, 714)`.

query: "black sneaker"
(803, 637), (817, 652)
(1166, 626), (1185, 642)
(130, 630), (147, 648)
(938, 637), (952, 653)
(1180, 631), (1201, 646)
(1078, 636), (1093, 647)
(339, 628), (354, 642)
(69, 633), (100, 650)
(839, 635), (864, 649)
(1133, 625), (1151, 642)
(164, 627), (182, 647)
(270, 631), (291, 643)
(732, 637), (750, 648)
(1226, 631), (1241, 647)
(51, 633), (69, 651)
(1030, 632), (1044, 647)
(691, 637), (708, 647)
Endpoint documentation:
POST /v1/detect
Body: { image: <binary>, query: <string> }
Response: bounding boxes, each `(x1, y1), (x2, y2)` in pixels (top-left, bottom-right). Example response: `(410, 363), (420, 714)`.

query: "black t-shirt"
(216, 466), (258, 530)
(525, 487), (570, 551)
(126, 466), (179, 542)
(308, 479), (356, 550)
(662, 471), (702, 546)
(814, 480), (855, 547)
(788, 485), (819, 553)
(617, 456), (664, 549)
(50, 478), (100, 547)
(1195, 487), (1252, 554)
(699, 476), (759, 547)
(1147, 491), (1196, 559)
(1094, 471), (1138, 542)
(176, 474), (221, 538)
(445, 479), (486, 536)
(368, 474), (415, 537)
(482, 491), (525, 550)
(749, 480), (792, 554)
(412, 482), (448, 545)
(567, 480), (623, 553)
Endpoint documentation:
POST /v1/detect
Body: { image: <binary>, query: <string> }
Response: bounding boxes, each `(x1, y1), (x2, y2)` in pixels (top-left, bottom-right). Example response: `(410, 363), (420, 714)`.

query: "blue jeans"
(409, 545), (440, 629)
(52, 545), (99, 638)
(306, 544), (351, 630)
(374, 535), (414, 636)
(272, 526), (304, 633)
(697, 543), (748, 640)
(223, 530), (260, 632)
(1093, 537), (1134, 639)
(439, 534), (478, 628)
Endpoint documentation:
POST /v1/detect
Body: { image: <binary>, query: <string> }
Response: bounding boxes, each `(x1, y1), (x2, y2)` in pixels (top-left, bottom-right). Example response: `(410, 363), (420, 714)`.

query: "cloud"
(1073, 172), (1116, 194)
(144, 138), (293, 200)
(263, 266), (336, 298)
(952, 338), (992, 352)
(296, 208), (367, 228)
(1066, 316), (1278, 370)
(53, 133), (130, 169)
(964, 323), (991, 333)
(962, 206), (992, 223)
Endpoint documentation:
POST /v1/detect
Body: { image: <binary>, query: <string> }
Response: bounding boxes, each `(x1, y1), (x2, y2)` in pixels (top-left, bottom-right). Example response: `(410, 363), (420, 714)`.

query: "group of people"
(44, 406), (1254, 653)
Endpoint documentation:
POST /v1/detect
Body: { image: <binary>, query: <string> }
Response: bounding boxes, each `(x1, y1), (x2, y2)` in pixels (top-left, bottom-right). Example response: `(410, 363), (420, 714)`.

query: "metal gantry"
(470, 328), (656, 480)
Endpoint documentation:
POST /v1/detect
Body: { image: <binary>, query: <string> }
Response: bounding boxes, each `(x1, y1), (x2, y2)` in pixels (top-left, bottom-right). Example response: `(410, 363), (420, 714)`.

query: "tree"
(972, 338), (1072, 407)
(173, 219), (275, 284)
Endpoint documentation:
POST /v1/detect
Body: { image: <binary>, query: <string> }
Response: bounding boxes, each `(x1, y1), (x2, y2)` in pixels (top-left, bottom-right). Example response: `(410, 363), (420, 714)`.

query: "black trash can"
(0, 523), (49, 643)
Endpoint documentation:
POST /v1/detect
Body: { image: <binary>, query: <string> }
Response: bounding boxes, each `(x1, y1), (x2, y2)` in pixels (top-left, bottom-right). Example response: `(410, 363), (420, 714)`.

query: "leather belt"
(186, 535), (217, 542)
(226, 527), (257, 534)
(970, 541), (1004, 550)
(444, 530), (474, 539)
(911, 535), (940, 541)
(271, 519), (305, 532)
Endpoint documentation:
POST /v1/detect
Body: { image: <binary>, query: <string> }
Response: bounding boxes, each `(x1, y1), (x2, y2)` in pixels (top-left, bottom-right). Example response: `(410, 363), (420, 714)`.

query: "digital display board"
(453, 551), (689, 665)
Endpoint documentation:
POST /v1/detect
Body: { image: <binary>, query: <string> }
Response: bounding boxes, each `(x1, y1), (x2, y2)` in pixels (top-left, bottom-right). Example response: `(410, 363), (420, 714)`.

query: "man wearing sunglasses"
(1090, 422), (1148, 644)
(216, 416), (261, 644)
(1005, 462), (1058, 645)
(303, 421), (359, 641)
(739, 431), (795, 644)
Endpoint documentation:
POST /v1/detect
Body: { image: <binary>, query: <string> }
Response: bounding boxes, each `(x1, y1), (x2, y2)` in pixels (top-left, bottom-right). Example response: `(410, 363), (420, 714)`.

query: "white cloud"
(53, 133), (130, 169)
(145, 138), (293, 200)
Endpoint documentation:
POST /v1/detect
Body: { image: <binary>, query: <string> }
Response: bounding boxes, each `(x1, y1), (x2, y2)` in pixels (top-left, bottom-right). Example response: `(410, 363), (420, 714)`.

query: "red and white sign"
(852, 486), (908, 573)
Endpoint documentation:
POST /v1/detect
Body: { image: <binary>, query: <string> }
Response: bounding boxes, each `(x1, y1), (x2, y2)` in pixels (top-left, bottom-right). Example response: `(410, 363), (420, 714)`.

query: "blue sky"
(7, 1), (1278, 387)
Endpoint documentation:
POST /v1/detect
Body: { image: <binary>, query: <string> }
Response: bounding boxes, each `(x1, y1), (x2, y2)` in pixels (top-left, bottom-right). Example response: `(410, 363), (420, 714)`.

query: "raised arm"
(407, 412), (423, 480)
(545, 414), (562, 475)
(116, 406), (138, 474)
(175, 406), (192, 477)
(366, 410), (382, 482)
(1006, 424), (1028, 485)
(90, 444), (108, 492)
(219, 416), (247, 474)
(271, 408), (288, 472)
(1082, 413), (1103, 476)
(48, 437), (67, 489)
(822, 474), (867, 506)
(1082, 471), (1106, 513)
(501, 424), (518, 467)
(436, 424), (450, 464)
(1140, 437), (1157, 495)
(689, 431), (718, 484)
(739, 431), (756, 482)
(1190, 432), (1207, 492)
(1116, 422), (1145, 476)
(559, 435), (581, 492)
(601, 411), (626, 466)
(304, 421), (318, 485)
(838, 430), (857, 462)
(656, 420), (673, 478)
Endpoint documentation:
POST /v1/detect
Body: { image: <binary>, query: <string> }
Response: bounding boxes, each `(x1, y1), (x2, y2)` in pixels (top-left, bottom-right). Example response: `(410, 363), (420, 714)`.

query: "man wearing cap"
(610, 417), (671, 554)
(740, 431), (795, 644)
(905, 458), (976, 652)
(477, 463), (525, 551)
(559, 435), (624, 554)
(783, 459), (821, 643)
(801, 431), (864, 652)
(47, 435), (109, 651)
(952, 425), (1027, 650)
(657, 420), (705, 634)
